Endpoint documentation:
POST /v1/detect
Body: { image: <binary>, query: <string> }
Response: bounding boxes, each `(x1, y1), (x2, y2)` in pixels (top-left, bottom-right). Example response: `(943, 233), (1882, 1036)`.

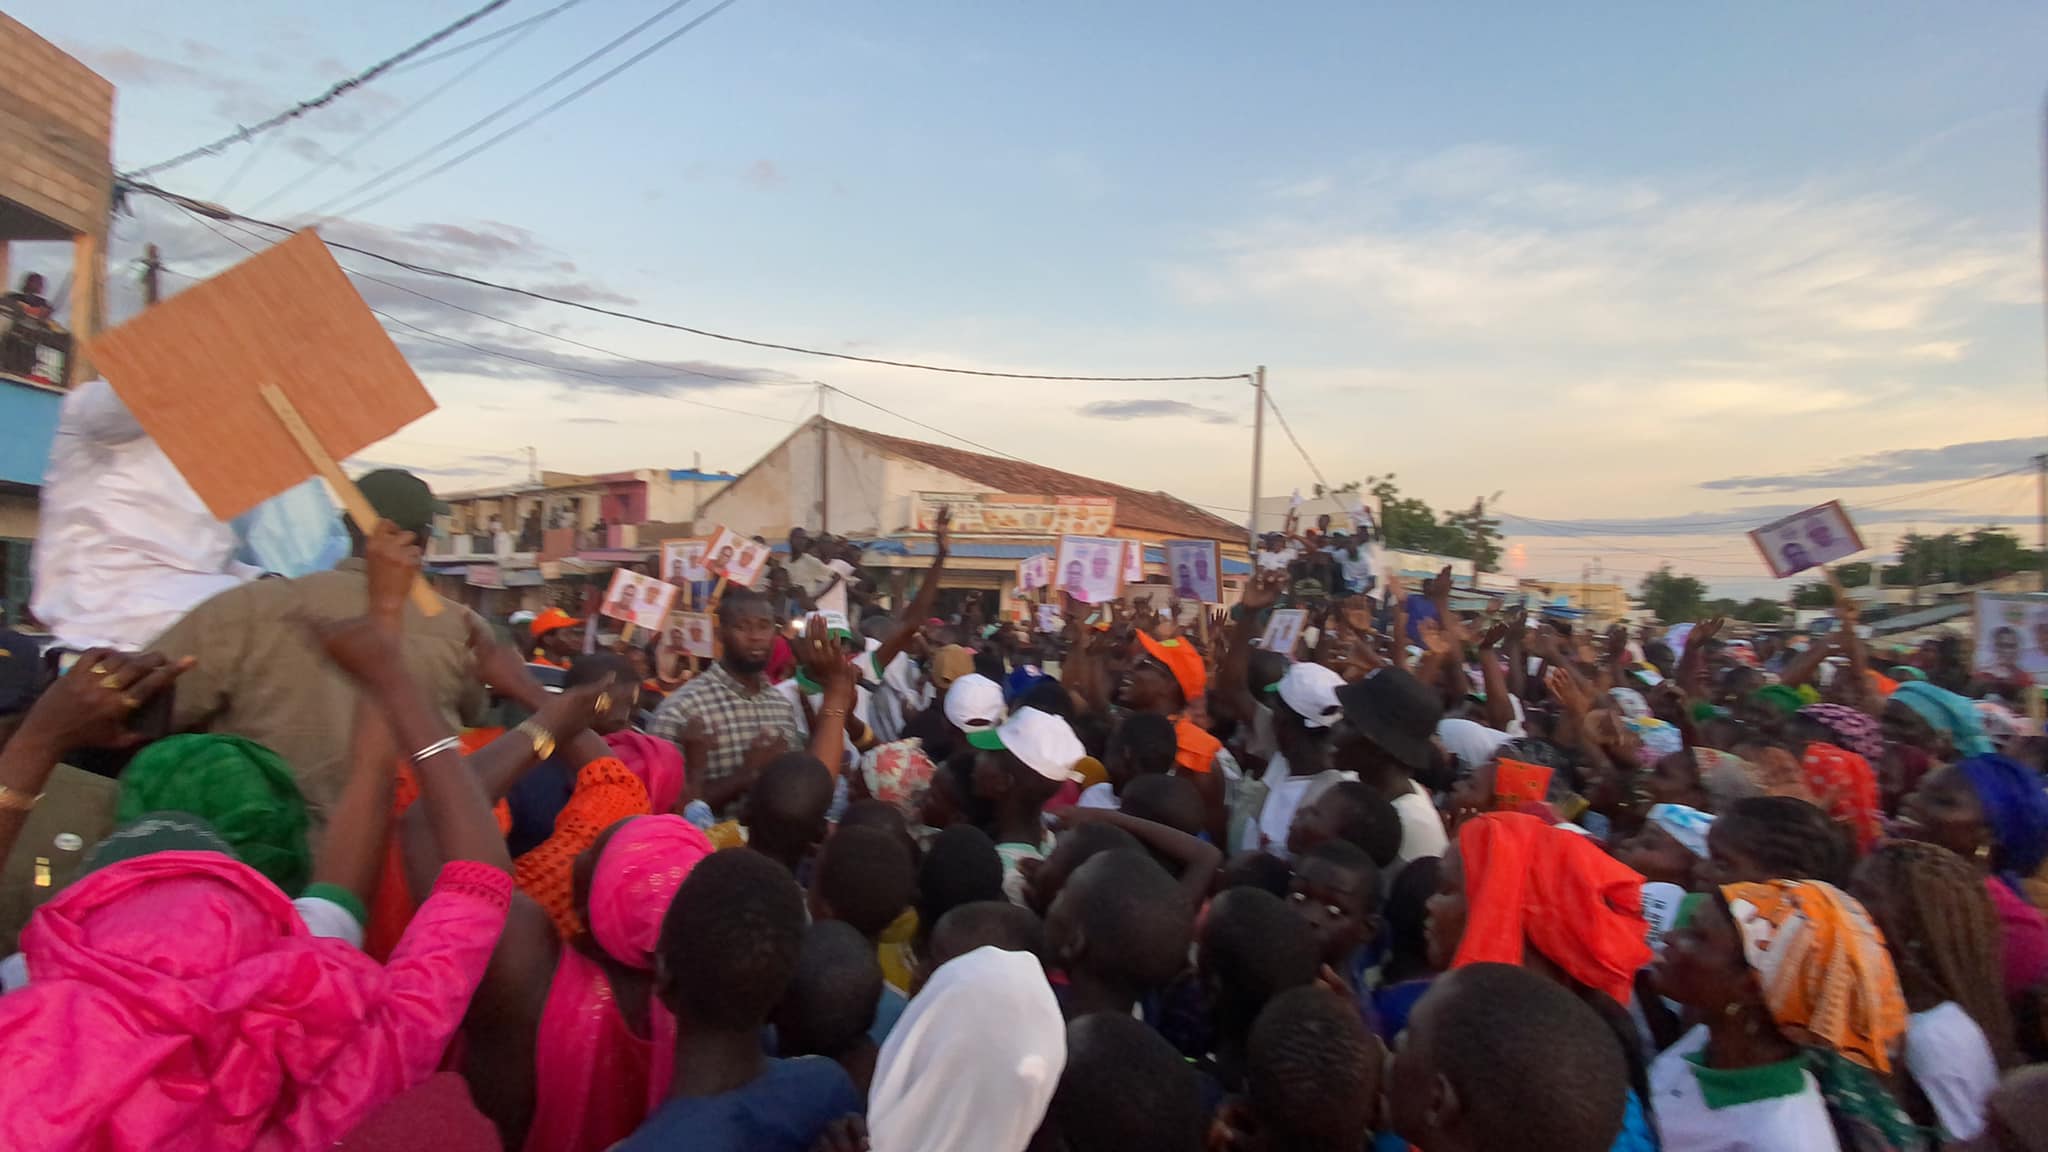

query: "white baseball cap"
(1276, 662), (1345, 729)
(946, 673), (1008, 743)
(986, 706), (1086, 783)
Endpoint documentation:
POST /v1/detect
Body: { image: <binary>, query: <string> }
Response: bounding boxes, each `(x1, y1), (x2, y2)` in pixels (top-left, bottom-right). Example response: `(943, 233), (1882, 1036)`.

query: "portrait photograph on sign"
(1972, 593), (2048, 682)
(1016, 552), (1052, 593)
(1261, 608), (1308, 658)
(1748, 500), (1863, 579)
(1056, 535), (1124, 604)
(599, 569), (679, 632)
(661, 538), (710, 586)
(1123, 538), (1146, 586)
(1165, 539), (1221, 604)
(704, 525), (771, 588)
(665, 610), (717, 660)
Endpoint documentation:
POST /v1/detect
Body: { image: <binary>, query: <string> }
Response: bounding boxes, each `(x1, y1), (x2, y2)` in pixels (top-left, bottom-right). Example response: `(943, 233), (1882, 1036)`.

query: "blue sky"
(20, 0), (2048, 596)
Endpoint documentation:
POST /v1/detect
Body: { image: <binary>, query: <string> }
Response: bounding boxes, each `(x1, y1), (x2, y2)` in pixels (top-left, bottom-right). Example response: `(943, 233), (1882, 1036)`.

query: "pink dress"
(0, 851), (512, 1152)
(1986, 875), (2048, 995)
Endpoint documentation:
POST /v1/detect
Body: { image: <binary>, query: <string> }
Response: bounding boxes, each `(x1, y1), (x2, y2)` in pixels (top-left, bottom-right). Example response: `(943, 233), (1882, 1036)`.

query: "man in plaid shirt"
(651, 587), (800, 816)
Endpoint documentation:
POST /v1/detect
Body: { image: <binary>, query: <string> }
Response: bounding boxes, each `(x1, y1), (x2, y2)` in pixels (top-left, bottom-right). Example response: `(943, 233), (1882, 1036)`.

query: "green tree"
(1736, 598), (1786, 624)
(1442, 499), (1503, 573)
(1366, 474), (1455, 553)
(1638, 566), (1708, 623)
(1882, 528), (2041, 587)
(1790, 583), (1835, 609)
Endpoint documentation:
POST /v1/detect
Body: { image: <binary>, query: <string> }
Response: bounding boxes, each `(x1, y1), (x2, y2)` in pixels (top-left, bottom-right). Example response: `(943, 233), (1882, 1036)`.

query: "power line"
(821, 384), (1031, 462)
(122, 0), (516, 179)
(123, 178), (1251, 383)
(331, 0), (748, 219)
(250, 0), (592, 215)
(384, 0), (590, 76)
(1260, 385), (1332, 493)
(300, 0), (724, 221)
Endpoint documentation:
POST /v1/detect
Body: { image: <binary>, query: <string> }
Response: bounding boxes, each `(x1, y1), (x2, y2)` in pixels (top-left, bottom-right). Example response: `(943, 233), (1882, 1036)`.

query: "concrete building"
(425, 465), (735, 615)
(0, 18), (112, 618)
(1517, 578), (1633, 628)
(698, 417), (1252, 612)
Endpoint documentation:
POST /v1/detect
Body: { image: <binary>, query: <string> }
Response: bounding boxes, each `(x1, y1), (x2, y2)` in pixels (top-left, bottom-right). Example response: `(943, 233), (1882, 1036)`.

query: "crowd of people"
(4, 468), (2048, 1152)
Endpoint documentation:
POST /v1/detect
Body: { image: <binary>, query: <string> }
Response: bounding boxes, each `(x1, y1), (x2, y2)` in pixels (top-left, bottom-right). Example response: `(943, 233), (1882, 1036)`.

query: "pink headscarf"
(0, 851), (512, 1152)
(603, 730), (688, 816)
(587, 815), (714, 968)
(525, 816), (713, 1152)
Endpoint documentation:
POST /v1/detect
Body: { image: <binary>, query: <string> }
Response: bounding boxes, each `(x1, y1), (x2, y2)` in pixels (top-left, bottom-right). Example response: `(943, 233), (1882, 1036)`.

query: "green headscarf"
(1748, 683), (1815, 719)
(117, 734), (311, 896)
(83, 812), (235, 876)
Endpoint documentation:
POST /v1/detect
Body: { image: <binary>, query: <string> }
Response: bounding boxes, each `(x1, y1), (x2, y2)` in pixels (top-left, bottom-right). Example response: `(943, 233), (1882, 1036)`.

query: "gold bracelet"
(516, 717), (557, 761)
(0, 784), (44, 813)
(817, 707), (849, 720)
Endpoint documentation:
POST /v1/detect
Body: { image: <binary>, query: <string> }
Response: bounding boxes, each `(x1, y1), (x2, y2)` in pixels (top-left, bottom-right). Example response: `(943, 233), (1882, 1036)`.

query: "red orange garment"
(1799, 742), (1882, 852)
(1450, 811), (1651, 1005)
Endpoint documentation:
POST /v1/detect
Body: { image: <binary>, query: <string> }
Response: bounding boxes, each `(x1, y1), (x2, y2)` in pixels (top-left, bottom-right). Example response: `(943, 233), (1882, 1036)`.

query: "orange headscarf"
(1450, 812), (1652, 1005)
(1799, 743), (1882, 852)
(1721, 880), (1906, 1074)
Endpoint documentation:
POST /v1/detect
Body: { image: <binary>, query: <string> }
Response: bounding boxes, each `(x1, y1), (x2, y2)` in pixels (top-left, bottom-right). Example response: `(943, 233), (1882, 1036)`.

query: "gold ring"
(100, 674), (123, 691)
(594, 692), (612, 715)
(119, 696), (140, 711)
(90, 663), (110, 676)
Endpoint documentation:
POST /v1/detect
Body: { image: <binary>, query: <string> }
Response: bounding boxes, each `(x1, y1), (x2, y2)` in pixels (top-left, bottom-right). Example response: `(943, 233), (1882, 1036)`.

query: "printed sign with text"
(600, 569), (680, 632)
(661, 539), (710, 585)
(1056, 535), (1124, 605)
(704, 525), (771, 589)
(1164, 539), (1221, 604)
(1261, 608), (1309, 659)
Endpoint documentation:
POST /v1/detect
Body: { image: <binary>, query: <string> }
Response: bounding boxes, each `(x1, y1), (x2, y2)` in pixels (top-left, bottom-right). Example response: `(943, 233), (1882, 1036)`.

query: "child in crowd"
(1388, 963), (1629, 1152)
(970, 707), (1087, 905)
(1045, 1013), (1206, 1152)
(1188, 886), (1322, 1098)
(810, 824), (917, 1041)
(1287, 779), (1403, 871)
(1369, 854), (1442, 1042)
(911, 823), (1006, 971)
(772, 921), (885, 1097)
(746, 752), (836, 876)
(923, 901), (1046, 986)
(1078, 711), (1178, 810)
(619, 850), (862, 1152)
(1287, 838), (1380, 1004)
(1211, 986), (1384, 1152)
(1044, 851), (1194, 1020)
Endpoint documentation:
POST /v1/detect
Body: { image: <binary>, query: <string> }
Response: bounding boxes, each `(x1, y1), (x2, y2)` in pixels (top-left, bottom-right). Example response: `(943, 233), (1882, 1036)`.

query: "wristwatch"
(516, 717), (557, 761)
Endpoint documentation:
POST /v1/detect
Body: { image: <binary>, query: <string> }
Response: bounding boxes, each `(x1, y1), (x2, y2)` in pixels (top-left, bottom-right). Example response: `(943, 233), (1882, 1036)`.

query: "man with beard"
(651, 587), (801, 816)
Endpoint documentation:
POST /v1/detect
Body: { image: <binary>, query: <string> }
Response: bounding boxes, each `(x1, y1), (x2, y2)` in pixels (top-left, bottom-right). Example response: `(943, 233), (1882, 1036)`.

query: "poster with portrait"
(1036, 603), (1064, 633)
(704, 525), (772, 589)
(1016, 552), (1053, 594)
(1972, 592), (2048, 681)
(600, 569), (679, 632)
(1123, 539), (1146, 585)
(1164, 539), (1221, 604)
(1748, 501), (1864, 580)
(1056, 535), (1124, 605)
(661, 538), (710, 586)
(1261, 608), (1308, 658)
(663, 610), (716, 660)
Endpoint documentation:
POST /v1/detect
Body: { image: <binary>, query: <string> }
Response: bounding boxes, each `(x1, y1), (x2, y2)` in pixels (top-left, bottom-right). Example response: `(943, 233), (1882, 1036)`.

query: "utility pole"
(817, 383), (830, 533)
(1248, 365), (1266, 555)
(141, 244), (163, 307)
(2036, 453), (2047, 589)
(526, 446), (537, 484)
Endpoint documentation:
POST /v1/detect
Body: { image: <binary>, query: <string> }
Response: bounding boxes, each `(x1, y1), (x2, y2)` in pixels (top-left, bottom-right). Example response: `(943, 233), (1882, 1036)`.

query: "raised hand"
(1545, 665), (1593, 716)
(301, 611), (405, 687)
(933, 505), (953, 558)
(1241, 569), (1286, 613)
(16, 650), (193, 753)
(792, 613), (843, 687)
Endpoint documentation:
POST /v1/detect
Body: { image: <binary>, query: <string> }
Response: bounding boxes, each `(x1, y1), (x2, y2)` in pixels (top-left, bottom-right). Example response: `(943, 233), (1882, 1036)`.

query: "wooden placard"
(87, 229), (436, 522)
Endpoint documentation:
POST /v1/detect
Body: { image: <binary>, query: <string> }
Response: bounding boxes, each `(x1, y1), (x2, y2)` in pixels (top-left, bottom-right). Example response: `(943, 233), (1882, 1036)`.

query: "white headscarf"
(1435, 717), (1515, 773)
(868, 946), (1066, 1152)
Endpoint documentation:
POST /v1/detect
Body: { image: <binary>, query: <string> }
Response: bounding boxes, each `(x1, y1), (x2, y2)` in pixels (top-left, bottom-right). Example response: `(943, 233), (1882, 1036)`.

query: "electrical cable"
(1260, 387), (1332, 494)
(250, 0), (592, 215)
(122, 0), (516, 178)
(384, 0), (589, 76)
(124, 178), (1252, 382)
(329, 0), (747, 219)
(299, 0), (723, 222)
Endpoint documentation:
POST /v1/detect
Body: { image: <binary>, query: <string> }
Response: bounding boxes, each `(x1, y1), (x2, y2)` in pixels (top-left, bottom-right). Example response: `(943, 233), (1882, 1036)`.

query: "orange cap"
(1136, 631), (1208, 705)
(530, 607), (581, 638)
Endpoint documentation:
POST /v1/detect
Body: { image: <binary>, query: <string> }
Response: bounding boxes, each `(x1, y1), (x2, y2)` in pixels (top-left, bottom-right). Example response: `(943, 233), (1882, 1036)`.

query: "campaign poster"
(705, 525), (772, 588)
(1016, 552), (1053, 593)
(1036, 603), (1064, 633)
(1124, 539), (1146, 585)
(600, 569), (679, 632)
(1748, 501), (1863, 579)
(665, 610), (716, 659)
(661, 538), (710, 585)
(1165, 539), (1221, 604)
(1973, 592), (2048, 681)
(1261, 608), (1308, 658)
(1056, 535), (1124, 605)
